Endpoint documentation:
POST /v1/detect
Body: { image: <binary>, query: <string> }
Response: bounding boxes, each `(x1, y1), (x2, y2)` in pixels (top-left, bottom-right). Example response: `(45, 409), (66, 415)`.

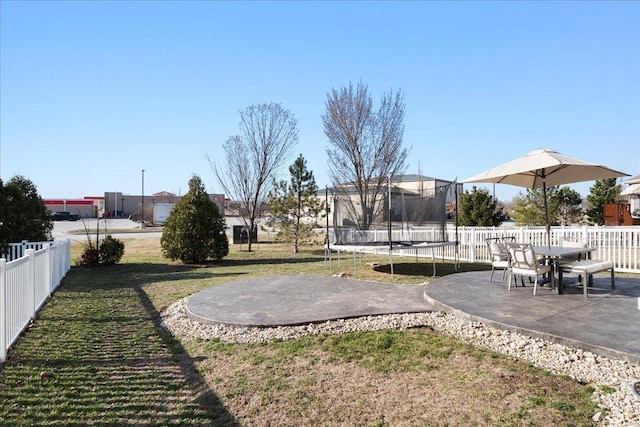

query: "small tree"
(208, 103), (298, 251)
(586, 178), (619, 225)
(512, 187), (556, 226)
(511, 187), (561, 226)
(268, 154), (325, 253)
(161, 175), (228, 263)
(0, 175), (52, 255)
(555, 186), (583, 225)
(512, 186), (584, 226)
(457, 186), (503, 226)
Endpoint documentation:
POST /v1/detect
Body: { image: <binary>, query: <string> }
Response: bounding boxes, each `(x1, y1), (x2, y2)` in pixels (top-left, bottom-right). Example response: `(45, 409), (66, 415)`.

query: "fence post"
(43, 244), (52, 297)
(66, 239), (71, 274)
(581, 225), (588, 243)
(0, 258), (6, 363)
(470, 227), (477, 262)
(50, 243), (59, 289)
(26, 249), (36, 320)
(21, 240), (28, 259)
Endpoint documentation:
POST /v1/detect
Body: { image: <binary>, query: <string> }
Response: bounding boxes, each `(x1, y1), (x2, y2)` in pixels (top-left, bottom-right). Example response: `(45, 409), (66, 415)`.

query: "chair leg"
(533, 275), (537, 295)
(507, 271), (512, 291)
(490, 267), (495, 283)
(611, 269), (615, 290)
(558, 269), (563, 292)
(584, 274), (588, 298)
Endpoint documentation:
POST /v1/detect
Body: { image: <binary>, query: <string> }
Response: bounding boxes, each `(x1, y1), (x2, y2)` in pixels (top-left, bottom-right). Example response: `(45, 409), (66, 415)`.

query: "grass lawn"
(0, 237), (598, 426)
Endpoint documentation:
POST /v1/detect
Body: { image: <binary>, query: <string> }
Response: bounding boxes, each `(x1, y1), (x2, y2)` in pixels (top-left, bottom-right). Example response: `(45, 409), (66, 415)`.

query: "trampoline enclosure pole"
(388, 175), (393, 276)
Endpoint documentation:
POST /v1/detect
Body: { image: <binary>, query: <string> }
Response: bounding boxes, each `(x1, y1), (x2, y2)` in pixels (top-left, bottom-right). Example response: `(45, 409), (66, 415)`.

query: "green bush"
(77, 235), (124, 267)
(78, 247), (100, 267)
(161, 175), (229, 263)
(99, 235), (125, 265)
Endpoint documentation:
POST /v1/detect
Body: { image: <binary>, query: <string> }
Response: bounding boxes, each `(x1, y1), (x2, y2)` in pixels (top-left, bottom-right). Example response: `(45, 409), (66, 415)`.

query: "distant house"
(604, 176), (640, 225)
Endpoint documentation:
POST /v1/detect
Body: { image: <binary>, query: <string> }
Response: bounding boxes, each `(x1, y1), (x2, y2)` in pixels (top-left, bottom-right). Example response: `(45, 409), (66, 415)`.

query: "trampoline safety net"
(329, 180), (455, 246)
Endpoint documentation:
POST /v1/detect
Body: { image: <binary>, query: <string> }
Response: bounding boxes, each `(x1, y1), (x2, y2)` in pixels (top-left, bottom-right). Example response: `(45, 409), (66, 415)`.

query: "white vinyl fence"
(329, 225), (640, 274)
(1, 240), (71, 363)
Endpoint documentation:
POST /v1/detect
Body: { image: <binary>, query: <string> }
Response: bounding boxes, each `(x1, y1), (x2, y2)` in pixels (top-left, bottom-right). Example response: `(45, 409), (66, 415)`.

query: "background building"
(44, 197), (103, 218)
(45, 191), (225, 225)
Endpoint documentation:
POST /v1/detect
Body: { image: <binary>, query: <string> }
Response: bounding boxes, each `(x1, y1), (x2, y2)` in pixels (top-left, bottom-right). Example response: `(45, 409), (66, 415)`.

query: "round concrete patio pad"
(186, 274), (433, 327)
(185, 271), (640, 365)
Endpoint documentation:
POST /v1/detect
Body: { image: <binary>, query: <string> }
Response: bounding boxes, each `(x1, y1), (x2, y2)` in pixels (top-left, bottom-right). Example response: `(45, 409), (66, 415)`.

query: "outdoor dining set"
(486, 237), (615, 298)
(459, 147), (627, 299)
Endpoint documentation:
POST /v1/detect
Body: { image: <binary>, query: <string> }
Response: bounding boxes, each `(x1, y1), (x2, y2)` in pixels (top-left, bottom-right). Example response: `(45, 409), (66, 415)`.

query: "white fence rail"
(329, 225), (640, 274)
(1, 240), (71, 363)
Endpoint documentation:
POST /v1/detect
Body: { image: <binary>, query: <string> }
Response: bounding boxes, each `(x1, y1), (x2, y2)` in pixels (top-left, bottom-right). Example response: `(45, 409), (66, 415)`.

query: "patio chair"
(485, 238), (510, 283)
(559, 238), (589, 262)
(507, 243), (551, 295)
(558, 237), (589, 284)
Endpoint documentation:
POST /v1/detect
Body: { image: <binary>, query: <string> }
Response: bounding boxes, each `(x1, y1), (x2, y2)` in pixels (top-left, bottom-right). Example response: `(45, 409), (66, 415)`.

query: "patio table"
(533, 246), (596, 294)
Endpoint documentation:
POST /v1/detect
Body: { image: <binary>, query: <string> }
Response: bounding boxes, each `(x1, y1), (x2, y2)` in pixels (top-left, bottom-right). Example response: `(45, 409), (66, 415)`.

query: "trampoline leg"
(325, 248), (332, 274)
(390, 251), (394, 277)
(353, 251), (357, 278)
(431, 248), (437, 277)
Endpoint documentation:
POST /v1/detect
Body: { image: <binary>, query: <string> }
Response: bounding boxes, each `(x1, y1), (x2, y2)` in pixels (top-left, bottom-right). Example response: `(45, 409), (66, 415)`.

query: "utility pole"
(141, 169), (145, 229)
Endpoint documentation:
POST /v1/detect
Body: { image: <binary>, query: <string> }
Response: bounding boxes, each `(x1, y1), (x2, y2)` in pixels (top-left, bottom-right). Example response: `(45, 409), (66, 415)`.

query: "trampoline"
(328, 241), (458, 277)
(325, 177), (460, 277)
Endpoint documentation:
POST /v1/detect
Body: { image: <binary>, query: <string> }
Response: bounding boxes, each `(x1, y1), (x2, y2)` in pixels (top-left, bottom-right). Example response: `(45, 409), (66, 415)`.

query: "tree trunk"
(247, 222), (254, 252)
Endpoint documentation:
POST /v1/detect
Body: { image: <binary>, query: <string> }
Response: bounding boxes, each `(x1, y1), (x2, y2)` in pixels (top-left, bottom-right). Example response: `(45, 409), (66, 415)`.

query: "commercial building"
(44, 191), (226, 225)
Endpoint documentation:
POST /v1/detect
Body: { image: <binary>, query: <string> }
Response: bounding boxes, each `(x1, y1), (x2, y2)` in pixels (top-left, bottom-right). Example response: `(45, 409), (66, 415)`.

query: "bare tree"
(323, 81), (409, 229)
(208, 103), (298, 251)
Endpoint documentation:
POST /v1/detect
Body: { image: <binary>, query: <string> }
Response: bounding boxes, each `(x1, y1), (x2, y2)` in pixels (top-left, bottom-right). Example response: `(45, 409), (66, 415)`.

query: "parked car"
(51, 211), (80, 221)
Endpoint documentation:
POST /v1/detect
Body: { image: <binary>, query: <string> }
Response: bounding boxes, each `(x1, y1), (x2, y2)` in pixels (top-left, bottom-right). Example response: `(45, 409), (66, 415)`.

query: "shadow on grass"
(373, 262), (491, 277)
(0, 262), (242, 426)
(59, 262), (247, 292)
(218, 256), (324, 267)
(134, 286), (240, 426)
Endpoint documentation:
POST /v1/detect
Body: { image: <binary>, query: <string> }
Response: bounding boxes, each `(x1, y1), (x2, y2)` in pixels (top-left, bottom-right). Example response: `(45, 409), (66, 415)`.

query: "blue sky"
(1, 1), (638, 202)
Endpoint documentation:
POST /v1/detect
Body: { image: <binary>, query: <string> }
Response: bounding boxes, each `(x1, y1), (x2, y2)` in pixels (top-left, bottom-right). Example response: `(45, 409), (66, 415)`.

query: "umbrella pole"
(543, 181), (551, 248)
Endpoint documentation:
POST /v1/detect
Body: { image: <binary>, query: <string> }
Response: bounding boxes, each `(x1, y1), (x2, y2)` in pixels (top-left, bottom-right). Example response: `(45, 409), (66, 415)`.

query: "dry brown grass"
(58, 236), (597, 426)
(182, 330), (596, 426)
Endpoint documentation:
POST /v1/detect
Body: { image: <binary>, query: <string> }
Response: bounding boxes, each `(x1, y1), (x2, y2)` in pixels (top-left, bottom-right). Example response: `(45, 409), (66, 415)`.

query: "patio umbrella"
(460, 148), (629, 246)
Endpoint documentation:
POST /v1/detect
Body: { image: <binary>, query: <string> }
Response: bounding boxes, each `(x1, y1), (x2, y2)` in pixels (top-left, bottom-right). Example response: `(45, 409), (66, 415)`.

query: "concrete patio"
(186, 271), (640, 365)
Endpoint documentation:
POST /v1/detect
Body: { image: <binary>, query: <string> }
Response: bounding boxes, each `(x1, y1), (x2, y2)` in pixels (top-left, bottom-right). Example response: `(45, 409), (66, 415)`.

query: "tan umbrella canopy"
(461, 148), (629, 246)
